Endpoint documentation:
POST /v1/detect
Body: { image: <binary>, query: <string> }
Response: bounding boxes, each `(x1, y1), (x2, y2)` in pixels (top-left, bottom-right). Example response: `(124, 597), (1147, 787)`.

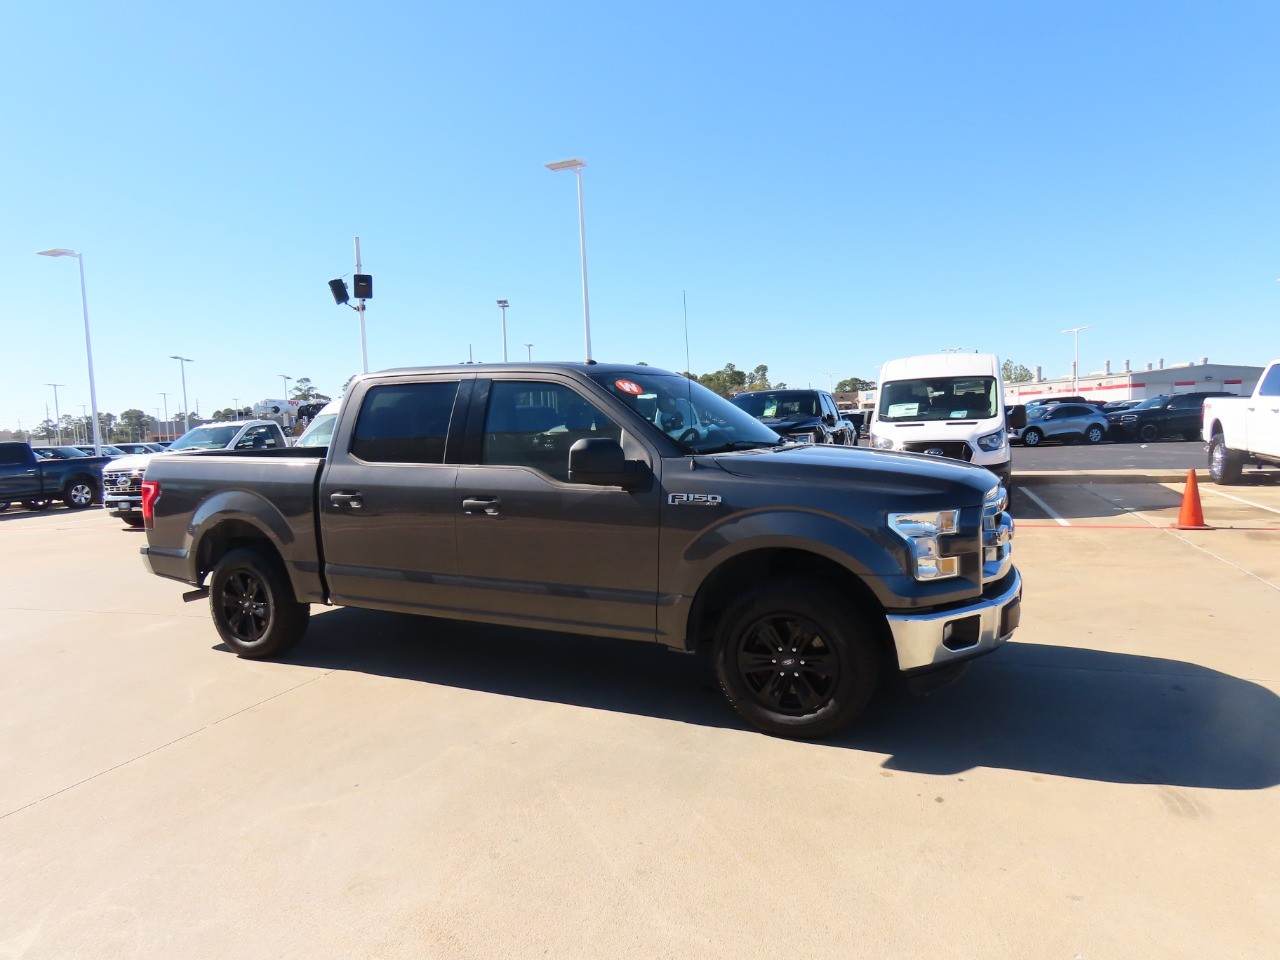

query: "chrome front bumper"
(887, 569), (1022, 672)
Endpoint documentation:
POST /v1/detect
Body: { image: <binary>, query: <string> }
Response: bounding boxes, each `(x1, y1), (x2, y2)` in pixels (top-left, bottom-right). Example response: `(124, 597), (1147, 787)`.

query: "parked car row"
(1008, 391), (1236, 445)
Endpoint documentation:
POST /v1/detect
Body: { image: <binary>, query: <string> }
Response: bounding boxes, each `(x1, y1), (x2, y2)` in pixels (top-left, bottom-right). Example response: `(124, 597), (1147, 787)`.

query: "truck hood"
(710, 444), (999, 499)
(105, 453), (161, 473)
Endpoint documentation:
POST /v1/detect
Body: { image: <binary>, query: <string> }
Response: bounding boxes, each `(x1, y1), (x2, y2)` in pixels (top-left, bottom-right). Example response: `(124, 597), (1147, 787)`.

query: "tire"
(1139, 423), (1159, 443)
(23, 500), (51, 511)
(1208, 436), (1244, 485)
(209, 547), (310, 659)
(122, 515), (145, 528)
(713, 578), (880, 739)
(1021, 427), (1043, 447)
(63, 479), (98, 509)
(1084, 424), (1105, 444)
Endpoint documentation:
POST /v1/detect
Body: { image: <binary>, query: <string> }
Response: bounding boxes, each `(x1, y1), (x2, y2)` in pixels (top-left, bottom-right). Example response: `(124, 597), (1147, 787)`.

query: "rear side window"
(352, 381), (461, 464)
(1258, 366), (1280, 397)
(0, 445), (29, 466)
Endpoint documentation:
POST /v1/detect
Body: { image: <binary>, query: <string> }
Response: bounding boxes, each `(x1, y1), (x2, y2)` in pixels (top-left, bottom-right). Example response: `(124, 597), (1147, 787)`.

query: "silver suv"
(1010, 402), (1107, 446)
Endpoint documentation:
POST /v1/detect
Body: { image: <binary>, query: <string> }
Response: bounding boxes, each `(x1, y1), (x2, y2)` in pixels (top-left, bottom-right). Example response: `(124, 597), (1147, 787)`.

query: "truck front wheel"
(714, 579), (880, 739)
(209, 547), (310, 659)
(1209, 436), (1244, 485)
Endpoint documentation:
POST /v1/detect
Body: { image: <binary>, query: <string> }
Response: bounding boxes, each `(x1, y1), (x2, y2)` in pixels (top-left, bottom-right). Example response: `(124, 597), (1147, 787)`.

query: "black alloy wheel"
(714, 579), (879, 738)
(1139, 423), (1160, 443)
(209, 547), (310, 658)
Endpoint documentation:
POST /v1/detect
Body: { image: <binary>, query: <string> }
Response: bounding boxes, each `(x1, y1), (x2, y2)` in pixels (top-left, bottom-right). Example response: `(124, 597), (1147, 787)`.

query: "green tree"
(117, 409), (150, 442)
(290, 377), (330, 402)
(1001, 360), (1033, 383)
(745, 364), (771, 391)
(835, 377), (875, 393)
(696, 362), (749, 398)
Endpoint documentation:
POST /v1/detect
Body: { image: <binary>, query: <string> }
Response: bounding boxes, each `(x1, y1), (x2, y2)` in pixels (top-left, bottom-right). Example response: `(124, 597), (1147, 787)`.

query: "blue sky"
(3, 1), (1277, 429)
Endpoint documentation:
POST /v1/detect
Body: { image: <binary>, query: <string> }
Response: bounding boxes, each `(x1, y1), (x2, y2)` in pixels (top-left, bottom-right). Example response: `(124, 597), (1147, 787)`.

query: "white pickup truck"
(1202, 360), (1280, 484)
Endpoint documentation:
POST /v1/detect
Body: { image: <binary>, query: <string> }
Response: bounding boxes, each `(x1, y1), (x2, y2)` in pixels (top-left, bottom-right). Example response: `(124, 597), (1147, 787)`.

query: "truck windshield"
(168, 425), (240, 451)
(878, 376), (998, 422)
(1131, 395), (1169, 410)
(588, 372), (783, 454)
(731, 390), (821, 419)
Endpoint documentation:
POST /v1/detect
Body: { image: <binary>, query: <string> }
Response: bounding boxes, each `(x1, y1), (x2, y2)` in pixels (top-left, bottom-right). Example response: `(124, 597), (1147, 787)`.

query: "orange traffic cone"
(1173, 469), (1212, 530)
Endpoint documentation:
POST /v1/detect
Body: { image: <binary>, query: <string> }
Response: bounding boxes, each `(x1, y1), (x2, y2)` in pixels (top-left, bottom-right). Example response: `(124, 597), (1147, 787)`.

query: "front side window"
(352, 381), (460, 464)
(482, 381), (621, 482)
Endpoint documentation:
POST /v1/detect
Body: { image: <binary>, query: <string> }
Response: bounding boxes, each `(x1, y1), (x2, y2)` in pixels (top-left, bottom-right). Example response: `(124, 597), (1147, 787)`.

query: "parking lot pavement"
(1, 503), (1278, 959)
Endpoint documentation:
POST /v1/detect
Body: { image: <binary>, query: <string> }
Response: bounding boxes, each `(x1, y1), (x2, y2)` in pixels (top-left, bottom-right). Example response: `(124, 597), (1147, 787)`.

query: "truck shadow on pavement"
(263, 608), (1280, 791)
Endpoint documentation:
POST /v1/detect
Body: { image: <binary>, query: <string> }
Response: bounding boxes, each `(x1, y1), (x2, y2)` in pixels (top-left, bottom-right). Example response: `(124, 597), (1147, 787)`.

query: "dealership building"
(1005, 358), (1264, 405)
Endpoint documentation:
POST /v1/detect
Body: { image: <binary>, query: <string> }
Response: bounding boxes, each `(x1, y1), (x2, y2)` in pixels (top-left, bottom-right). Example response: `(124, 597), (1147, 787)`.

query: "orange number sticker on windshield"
(615, 379), (643, 395)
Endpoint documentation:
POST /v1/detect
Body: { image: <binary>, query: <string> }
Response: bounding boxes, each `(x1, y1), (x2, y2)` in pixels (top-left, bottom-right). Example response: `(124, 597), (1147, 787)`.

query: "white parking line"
(1198, 486), (1280, 517)
(1020, 488), (1070, 526)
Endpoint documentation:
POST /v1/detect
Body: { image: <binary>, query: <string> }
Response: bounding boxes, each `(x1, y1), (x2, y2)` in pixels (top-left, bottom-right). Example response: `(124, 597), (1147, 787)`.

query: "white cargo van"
(870, 353), (1019, 486)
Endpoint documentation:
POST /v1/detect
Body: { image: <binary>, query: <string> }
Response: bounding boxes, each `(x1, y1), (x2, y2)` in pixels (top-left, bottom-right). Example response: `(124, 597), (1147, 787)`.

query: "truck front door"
(0, 446), (40, 502)
(319, 377), (466, 615)
(453, 378), (661, 639)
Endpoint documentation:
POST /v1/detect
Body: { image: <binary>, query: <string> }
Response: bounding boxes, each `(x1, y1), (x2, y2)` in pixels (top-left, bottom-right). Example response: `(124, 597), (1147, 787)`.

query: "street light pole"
(46, 384), (66, 444)
(524, 343), (533, 361)
(280, 374), (292, 398)
(37, 249), (104, 455)
(1060, 325), (1091, 394)
(820, 372), (836, 392)
(171, 356), (193, 433)
(159, 393), (169, 440)
(496, 300), (509, 362)
(545, 158), (593, 361)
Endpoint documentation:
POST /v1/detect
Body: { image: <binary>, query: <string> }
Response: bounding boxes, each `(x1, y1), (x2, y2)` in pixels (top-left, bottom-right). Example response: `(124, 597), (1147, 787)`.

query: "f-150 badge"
(668, 493), (723, 506)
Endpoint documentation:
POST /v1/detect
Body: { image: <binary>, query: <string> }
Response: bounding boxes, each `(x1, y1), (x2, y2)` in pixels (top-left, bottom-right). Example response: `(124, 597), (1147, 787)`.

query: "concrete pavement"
(1, 500), (1277, 959)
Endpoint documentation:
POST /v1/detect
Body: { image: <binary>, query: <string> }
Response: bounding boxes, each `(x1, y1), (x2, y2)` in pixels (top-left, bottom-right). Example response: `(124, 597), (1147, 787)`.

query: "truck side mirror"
(568, 438), (645, 489)
(1007, 405), (1027, 430)
(823, 414), (836, 426)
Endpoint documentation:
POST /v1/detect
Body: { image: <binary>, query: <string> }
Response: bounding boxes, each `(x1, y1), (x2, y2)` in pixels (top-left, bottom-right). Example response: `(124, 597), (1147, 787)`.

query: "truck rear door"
(318, 375), (469, 614)
(0, 445), (40, 502)
(1249, 364), (1280, 458)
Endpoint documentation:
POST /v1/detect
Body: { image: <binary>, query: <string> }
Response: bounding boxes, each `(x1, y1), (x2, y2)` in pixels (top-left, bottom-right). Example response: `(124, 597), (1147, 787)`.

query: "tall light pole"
(170, 356), (193, 433)
(158, 393), (169, 440)
(496, 300), (510, 362)
(820, 372), (836, 392)
(545, 157), (593, 360)
(37, 249), (104, 455)
(79, 404), (88, 444)
(524, 343), (533, 361)
(46, 383), (66, 444)
(280, 374), (292, 398)
(1060, 325), (1091, 393)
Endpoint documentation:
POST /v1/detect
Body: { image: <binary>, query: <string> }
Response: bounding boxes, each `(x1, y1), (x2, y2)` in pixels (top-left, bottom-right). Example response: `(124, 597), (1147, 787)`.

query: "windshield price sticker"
(615, 379), (643, 395)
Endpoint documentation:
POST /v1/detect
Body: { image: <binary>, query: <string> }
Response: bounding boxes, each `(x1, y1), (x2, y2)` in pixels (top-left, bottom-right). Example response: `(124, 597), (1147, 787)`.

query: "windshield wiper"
(691, 439), (786, 454)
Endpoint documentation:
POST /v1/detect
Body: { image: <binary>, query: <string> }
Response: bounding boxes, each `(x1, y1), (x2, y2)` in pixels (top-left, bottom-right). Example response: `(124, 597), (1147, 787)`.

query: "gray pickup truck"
(141, 363), (1021, 738)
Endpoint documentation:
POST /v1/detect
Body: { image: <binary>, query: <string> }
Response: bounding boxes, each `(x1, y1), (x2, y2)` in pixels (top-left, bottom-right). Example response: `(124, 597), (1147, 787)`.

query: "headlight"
(888, 510), (961, 581)
(871, 435), (894, 450)
(976, 429), (1006, 452)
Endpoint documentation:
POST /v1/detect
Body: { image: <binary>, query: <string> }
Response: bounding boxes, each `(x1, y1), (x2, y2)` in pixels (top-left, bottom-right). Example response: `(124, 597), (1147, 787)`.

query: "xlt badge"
(668, 493), (723, 506)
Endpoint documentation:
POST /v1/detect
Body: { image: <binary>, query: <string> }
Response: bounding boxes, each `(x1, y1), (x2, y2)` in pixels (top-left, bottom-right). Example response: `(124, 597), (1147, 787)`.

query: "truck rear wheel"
(209, 547), (310, 659)
(714, 579), (880, 739)
(63, 480), (97, 509)
(1209, 436), (1244, 485)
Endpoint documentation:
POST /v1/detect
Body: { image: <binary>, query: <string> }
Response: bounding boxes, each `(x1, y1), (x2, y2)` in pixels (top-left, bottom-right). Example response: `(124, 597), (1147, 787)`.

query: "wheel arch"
(685, 547), (898, 670)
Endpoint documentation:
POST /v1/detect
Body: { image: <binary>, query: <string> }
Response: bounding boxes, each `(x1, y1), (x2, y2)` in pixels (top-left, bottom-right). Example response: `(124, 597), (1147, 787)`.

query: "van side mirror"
(1007, 405), (1027, 430)
(568, 437), (646, 489)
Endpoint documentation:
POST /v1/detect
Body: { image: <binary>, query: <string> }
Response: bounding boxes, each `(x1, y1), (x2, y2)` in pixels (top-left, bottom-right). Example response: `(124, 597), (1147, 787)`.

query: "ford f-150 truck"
(140, 363), (1022, 738)
(0, 441), (110, 511)
(1202, 360), (1280, 484)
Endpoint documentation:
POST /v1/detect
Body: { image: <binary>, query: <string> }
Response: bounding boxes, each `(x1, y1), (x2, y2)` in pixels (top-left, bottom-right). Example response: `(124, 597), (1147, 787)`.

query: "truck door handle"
(462, 497), (501, 516)
(329, 491), (364, 509)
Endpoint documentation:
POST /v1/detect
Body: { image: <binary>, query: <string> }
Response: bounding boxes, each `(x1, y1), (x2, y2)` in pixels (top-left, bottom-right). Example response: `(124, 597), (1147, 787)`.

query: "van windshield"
(878, 376), (998, 422)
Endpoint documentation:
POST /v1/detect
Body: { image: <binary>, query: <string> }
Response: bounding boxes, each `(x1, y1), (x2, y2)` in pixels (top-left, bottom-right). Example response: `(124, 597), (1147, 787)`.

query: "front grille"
(901, 440), (973, 462)
(103, 472), (142, 496)
(982, 486), (1013, 584)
